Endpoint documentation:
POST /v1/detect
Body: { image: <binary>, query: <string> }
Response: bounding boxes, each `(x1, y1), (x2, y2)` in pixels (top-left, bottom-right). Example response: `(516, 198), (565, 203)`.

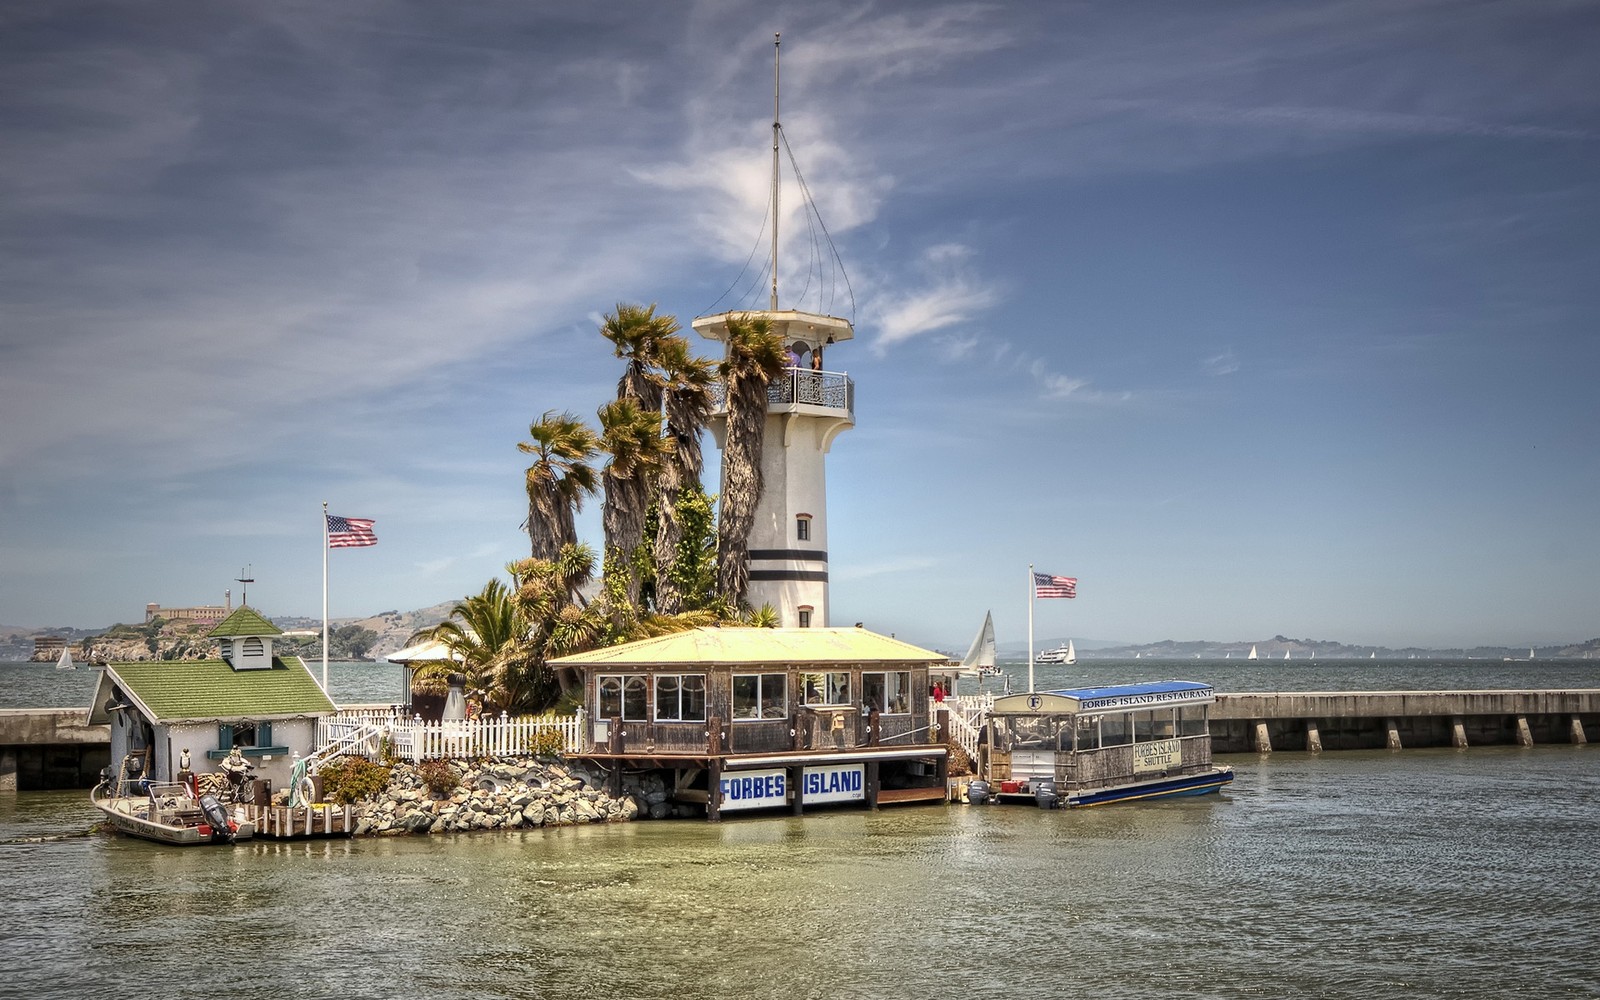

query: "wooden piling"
(1571, 715), (1589, 746)
(1305, 721), (1322, 754)
(1385, 719), (1402, 750)
(1451, 716), (1469, 748)
(1515, 715), (1533, 747)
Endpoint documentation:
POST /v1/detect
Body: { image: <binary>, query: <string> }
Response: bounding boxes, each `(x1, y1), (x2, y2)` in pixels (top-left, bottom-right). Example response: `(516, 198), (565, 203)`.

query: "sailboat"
(1284, 650), (1291, 660)
(1247, 645), (1258, 660)
(55, 646), (75, 671)
(961, 611), (1000, 677)
(1370, 651), (1376, 659)
(1064, 639), (1076, 665)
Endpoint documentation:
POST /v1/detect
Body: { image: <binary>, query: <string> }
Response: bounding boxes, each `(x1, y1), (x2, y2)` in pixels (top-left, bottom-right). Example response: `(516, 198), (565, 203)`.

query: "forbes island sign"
(1132, 738), (1181, 773)
(718, 764), (867, 811)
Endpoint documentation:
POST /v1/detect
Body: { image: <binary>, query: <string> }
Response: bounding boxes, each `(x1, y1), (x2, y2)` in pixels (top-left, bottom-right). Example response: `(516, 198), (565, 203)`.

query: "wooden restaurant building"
(550, 626), (951, 820)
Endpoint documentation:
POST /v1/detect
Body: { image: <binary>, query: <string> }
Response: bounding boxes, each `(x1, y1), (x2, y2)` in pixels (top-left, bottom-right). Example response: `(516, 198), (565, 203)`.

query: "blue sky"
(2, 1), (1597, 650)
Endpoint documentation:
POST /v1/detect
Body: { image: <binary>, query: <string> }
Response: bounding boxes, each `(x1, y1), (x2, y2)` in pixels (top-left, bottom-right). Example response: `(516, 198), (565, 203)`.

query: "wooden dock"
(243, 802), (353, 839)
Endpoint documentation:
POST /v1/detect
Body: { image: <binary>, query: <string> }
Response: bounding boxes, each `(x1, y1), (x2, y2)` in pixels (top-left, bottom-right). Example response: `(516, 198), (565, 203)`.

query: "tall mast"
(770, 32), (781, 311)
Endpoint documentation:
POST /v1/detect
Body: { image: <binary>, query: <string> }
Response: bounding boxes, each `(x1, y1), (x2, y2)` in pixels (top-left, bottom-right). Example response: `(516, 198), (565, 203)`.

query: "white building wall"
(746, 414), (835, 626)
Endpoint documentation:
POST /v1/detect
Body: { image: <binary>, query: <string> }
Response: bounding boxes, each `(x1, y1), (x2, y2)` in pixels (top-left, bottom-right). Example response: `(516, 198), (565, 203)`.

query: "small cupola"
(207, 605), (284, 670)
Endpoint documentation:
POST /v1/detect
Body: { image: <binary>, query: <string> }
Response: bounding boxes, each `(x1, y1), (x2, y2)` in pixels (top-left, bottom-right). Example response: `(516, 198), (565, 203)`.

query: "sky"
(3, 0), (1598, 651)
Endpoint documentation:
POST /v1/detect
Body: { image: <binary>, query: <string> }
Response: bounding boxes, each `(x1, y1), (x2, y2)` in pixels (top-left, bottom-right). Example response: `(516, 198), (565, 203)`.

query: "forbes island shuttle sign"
(718, 764), (867, 812)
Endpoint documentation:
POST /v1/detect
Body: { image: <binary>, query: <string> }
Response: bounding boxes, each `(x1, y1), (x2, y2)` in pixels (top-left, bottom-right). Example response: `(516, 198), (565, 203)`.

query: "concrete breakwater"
(1211, 690), (1600, 753)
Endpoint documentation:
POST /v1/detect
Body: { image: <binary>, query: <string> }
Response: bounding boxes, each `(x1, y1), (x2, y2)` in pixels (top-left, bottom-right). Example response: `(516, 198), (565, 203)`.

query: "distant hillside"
(275, 601), (456, 658)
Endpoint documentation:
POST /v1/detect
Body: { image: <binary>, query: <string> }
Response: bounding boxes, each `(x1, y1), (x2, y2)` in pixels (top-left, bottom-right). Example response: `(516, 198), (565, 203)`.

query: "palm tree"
(510, 545), (606, 697)
(599, 302), (676, 414)
(598, 397), (670, 608)
(519, 411), (600, 561)
(654, 336), (718, 613)
(410, 579), (528, 711)
(715, 313), (787, 608)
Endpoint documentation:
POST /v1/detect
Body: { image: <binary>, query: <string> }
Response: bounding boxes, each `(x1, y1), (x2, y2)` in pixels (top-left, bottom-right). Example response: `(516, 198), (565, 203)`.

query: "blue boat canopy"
(991, 680), (1215, 716)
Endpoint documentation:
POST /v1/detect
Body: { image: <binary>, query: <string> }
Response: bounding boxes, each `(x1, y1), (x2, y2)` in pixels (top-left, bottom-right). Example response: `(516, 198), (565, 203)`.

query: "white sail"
(960, 611), (998, 675)
(1064, 640), (1076, 665)
(1284, 650), (1291, 660)
(1370, 651), (1376, 659)
(56, 646), (75, 670)
(1247, 645), (1258, 660)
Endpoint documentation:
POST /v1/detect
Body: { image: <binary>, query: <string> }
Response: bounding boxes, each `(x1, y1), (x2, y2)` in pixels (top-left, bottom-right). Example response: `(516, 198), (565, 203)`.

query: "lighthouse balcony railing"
(710, 368), (853, 417)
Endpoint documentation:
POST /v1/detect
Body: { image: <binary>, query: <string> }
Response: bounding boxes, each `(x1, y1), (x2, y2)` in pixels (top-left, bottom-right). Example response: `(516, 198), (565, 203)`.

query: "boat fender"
(198, 793), (236, 843)
(1034, 781), (1060, 810)
(966, 780), (991, 805)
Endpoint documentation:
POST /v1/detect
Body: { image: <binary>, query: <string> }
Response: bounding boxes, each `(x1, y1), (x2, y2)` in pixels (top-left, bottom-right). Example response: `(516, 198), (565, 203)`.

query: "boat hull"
(91, 787), (255, 846)
(994, 767), (1234, 808)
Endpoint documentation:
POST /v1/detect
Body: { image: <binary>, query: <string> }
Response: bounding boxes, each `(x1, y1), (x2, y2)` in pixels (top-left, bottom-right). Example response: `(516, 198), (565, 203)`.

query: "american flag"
(1034, 572), (1077, 599)
(327, 515), (378, 548)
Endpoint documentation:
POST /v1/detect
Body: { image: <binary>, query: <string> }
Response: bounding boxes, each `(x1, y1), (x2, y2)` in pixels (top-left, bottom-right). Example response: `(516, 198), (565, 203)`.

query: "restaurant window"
(862, 671), (911, 714)
(654, 674), (707, 722)
(1134, 710), (1157, 742)
(598, 674), (648, 722)
(1101, 713), (1131, 747)
(732, 673), (787, 720)
(796, 515), (811, 541)
(1075, 715), (1099, 751)
(1179, 705), (1209, 737)
(801, 671), (851, 706)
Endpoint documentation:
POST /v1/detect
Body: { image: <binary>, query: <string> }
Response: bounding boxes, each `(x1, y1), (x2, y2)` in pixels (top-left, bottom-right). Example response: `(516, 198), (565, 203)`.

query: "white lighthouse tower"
(693, 35), (854, 628)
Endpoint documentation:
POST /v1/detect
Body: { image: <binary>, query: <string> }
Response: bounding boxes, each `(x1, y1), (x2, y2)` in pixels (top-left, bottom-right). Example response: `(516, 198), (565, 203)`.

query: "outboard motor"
(966, 780), (991, 805)
(1034, 780), (1060, 810)
(198, 793), (237, 843)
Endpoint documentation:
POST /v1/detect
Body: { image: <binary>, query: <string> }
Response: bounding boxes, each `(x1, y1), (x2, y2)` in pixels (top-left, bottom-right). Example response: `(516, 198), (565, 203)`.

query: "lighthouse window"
(796, 516), (811, 541)
(654, 674), (706, 722)
(862, 671), (911, 714)
(732, 673), (786, 720)
(598, 674), (648, 721)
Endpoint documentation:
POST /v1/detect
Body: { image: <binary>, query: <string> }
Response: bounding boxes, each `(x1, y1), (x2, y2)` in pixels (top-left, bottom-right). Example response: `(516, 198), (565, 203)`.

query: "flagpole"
(1027, 563), (1036, 694)
(322, 500), (330, 694)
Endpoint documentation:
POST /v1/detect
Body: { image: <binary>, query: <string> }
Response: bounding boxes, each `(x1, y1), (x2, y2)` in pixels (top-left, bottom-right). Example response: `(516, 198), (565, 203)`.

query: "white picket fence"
(317, 709), (587, 763)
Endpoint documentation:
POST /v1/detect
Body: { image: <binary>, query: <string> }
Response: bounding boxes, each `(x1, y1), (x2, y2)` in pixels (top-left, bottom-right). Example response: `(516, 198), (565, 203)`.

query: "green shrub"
(527, 728), (566, 758)
(318, 755), (392, 804)
(417, 759), (459, 796)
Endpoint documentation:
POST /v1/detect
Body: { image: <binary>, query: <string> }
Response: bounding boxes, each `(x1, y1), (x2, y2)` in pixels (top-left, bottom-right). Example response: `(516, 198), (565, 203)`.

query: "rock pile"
(346, 756), (674, 836)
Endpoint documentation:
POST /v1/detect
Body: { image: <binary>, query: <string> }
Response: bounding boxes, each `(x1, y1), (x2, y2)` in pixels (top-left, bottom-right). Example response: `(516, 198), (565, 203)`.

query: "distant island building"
(31, 635), (67, 659)
(145, 599), (231, 624)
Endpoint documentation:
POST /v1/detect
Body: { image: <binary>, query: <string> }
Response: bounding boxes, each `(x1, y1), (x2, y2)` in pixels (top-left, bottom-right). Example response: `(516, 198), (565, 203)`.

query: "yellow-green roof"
(548, 627), (944, 667)
(91, 656), (334, 723)
(207, 605), (283, 638)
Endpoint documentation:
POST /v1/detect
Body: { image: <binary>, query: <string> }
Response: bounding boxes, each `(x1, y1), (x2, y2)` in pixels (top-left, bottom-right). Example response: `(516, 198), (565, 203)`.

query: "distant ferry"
(1035, 640), (1076, 664)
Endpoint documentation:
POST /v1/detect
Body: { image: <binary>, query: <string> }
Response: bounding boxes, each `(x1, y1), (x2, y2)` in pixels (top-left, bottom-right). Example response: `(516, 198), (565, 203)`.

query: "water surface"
(3, 747), (1596, 999)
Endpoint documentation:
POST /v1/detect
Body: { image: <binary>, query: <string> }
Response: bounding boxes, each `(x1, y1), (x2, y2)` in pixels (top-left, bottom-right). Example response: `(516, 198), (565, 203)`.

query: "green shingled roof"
(207, 605), (283, 638)
(102, 656), (334, 722)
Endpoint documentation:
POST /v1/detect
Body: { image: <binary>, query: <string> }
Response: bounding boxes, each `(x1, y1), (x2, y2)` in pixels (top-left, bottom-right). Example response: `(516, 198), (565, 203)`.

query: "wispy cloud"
(868, 243), (998, 354)
(1203, 350), (1240, 376)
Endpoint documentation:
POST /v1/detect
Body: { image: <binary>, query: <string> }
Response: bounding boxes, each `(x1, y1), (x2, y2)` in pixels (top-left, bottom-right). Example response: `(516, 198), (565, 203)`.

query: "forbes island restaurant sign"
(719, 764), (867, 811)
